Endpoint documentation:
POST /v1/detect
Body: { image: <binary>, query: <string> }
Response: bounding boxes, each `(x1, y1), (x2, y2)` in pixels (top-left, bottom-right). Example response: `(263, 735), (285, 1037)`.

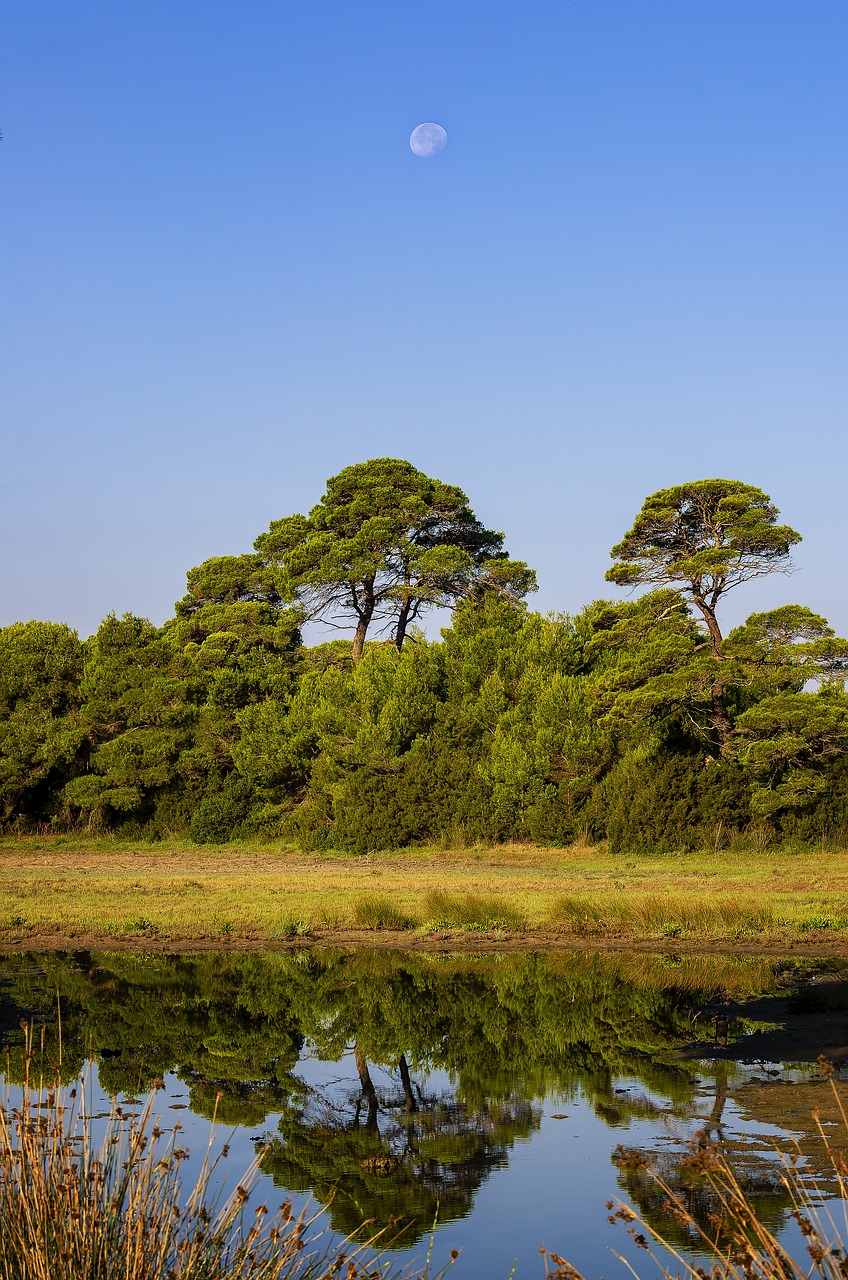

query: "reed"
(547, 1063), (848, 1280)
(0, 1039), (451, 1280)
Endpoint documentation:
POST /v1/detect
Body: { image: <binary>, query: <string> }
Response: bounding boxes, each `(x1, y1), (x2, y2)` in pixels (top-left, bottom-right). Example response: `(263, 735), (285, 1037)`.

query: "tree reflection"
(262, 1049), (538, 1243)
(0, 947), (835, 1251)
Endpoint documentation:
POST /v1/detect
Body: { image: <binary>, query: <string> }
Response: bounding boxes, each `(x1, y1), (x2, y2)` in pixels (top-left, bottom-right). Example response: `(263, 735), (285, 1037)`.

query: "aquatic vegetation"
(548, 1066), (848, 1280)
(0, 1053), (453, 1280)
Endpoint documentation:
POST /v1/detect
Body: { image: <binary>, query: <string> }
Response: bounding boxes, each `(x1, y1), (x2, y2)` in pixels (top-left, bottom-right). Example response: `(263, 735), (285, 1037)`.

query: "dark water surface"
(2, 948), (847, 1278)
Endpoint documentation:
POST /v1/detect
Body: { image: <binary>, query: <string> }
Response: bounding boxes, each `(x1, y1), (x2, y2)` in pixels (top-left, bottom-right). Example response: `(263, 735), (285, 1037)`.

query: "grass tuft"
(274, 916), (313, 938)
(421, 890), (526, 932)
(548, 892), (773, 938)
(351, 893), (417, 930)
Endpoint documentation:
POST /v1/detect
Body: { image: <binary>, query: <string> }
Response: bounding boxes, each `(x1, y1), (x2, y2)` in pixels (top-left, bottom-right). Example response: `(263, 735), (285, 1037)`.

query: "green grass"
(1, 835), (848, 945)
(352, 893), (417, 930)
(421, 889), (527, 932)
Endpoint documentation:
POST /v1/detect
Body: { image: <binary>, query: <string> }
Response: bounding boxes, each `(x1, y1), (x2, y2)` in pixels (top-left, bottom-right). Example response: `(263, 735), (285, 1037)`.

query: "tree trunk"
(354, 1043), (379, 1133)
(351, 617), (370, 663)
(350, 579), (376, 664)
(692, 594), (733, 747)
(709, 685), (733, 747)
(398, 1054), (417, 1113)
(393, 601), (412, 650)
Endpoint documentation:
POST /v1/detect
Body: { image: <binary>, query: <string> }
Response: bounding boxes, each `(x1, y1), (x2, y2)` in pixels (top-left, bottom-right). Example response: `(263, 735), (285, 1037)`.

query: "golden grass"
(549, 892), (774, 939)
(0, 1042), (448, 1280)
(1, 836), (847, 944)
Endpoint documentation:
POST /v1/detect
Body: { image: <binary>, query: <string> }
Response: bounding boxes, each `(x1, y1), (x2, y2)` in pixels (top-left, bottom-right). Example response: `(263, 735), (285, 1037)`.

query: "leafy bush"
(188, 776), (254, 844)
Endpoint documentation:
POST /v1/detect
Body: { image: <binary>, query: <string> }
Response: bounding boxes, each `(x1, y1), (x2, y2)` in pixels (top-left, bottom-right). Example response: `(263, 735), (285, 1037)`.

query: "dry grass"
(0, 1040), (451, 1280)
(548, 1066), (848, 1280)
(1, 835), (847, 944)
(549, 892), (774, 940)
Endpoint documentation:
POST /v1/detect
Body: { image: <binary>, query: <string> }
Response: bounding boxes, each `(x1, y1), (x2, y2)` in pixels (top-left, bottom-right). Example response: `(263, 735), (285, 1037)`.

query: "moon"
(409, 122), (447, 158)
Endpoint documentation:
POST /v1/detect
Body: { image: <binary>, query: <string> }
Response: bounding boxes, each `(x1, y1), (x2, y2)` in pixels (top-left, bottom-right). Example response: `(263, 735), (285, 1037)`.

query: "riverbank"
(2, 837), (847, 952)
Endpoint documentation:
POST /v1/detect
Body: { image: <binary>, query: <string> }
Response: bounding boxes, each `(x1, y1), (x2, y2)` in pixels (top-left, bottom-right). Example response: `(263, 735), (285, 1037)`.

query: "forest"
(3, 457), (848, 853)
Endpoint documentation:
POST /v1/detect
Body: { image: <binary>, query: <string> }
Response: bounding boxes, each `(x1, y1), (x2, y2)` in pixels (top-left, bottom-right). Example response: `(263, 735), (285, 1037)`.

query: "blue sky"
(3, 1), (846, 639)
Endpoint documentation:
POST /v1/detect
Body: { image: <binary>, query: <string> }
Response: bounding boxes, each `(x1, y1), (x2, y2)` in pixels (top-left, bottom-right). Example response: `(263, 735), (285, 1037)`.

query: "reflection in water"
(0, 948), (845, 1256)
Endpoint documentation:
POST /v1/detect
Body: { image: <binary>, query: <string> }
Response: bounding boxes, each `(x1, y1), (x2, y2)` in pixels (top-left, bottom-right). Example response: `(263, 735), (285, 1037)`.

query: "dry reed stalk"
(546, 1062), (848, 1280)
(0, 1030), (453, 1280)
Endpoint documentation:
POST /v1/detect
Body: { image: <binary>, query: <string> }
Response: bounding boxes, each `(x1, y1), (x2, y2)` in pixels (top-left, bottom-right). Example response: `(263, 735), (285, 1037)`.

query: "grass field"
(2, 835), (848, 948)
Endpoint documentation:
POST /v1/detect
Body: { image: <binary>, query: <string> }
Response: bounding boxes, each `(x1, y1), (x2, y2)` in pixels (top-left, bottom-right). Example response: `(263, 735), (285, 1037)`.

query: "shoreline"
(3, 926), (848, 955)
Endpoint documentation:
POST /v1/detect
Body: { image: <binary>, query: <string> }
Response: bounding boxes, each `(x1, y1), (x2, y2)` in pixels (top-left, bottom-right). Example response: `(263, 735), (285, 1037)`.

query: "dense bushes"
(3, 589), (847, 853)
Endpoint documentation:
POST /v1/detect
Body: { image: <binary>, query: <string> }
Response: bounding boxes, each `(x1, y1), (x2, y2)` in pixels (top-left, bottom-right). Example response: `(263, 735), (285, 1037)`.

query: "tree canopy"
(606, 481), (804, 746)
(2, 464), (848, 849)
(254, 458), (536, 661)
(607, 480), (801, 656)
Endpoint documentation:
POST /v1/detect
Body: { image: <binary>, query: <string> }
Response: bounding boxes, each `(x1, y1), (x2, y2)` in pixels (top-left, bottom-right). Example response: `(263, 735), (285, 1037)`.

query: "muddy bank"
(680, 971), (848, 1064)
(2, 925), (848, 956)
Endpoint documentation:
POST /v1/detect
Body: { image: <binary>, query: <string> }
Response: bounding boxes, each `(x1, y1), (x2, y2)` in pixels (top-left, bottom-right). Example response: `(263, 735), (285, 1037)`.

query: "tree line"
(2, 457), (848, 851)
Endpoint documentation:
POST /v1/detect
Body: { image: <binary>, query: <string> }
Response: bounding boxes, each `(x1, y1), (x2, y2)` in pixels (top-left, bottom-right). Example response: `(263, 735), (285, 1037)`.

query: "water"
(1, 947), (845, 1278)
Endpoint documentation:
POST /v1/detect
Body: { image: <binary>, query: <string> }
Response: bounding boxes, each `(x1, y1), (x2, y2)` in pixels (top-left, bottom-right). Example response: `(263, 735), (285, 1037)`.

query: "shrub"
(189, 776), (254, 844)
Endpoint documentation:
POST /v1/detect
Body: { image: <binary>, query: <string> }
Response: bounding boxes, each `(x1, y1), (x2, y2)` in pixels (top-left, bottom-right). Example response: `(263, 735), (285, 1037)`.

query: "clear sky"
(3, 1), (846, 640)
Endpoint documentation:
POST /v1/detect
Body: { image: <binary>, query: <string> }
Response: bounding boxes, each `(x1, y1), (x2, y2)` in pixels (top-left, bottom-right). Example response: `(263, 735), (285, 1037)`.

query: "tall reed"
(0, 1036), (452, 1280)
(546, 1062), (848, 1280)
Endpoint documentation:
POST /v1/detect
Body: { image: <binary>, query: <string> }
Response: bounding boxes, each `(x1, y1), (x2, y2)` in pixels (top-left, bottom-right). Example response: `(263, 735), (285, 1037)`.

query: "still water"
(1, 948), (846, 1278)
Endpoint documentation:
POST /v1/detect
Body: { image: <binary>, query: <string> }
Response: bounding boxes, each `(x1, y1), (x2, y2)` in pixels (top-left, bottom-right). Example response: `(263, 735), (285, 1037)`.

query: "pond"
(1, 947), (847, 1279)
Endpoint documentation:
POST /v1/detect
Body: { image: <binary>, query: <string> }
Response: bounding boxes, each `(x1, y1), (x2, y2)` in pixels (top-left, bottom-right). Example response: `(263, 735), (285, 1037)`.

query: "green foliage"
(606, 479), (801, 610)
(0, 621), (85, 826)
(188, 774), (254, 843)
(606, 480), (804, 748)
(63, 614), (198, 826)
(5, 464), (848, 850)
(588, 750), (751, 853)
(254, 457), (535, 659)
(727, 687), (848, 817)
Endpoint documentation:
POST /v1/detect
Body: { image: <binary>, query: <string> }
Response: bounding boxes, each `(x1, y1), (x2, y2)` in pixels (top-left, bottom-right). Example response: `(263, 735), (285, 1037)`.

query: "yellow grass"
(1, 835), (847, 945)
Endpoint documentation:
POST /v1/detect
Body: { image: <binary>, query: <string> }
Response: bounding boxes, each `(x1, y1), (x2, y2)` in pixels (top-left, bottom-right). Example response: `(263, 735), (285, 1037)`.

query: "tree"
(0, 621), (86, 827)
(63, 614), (197, 826)
(165, 555), (304, 839)
(254, 458), (536, 662)
(726, 687), (848, 817)
(606, 480), (802, 744)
